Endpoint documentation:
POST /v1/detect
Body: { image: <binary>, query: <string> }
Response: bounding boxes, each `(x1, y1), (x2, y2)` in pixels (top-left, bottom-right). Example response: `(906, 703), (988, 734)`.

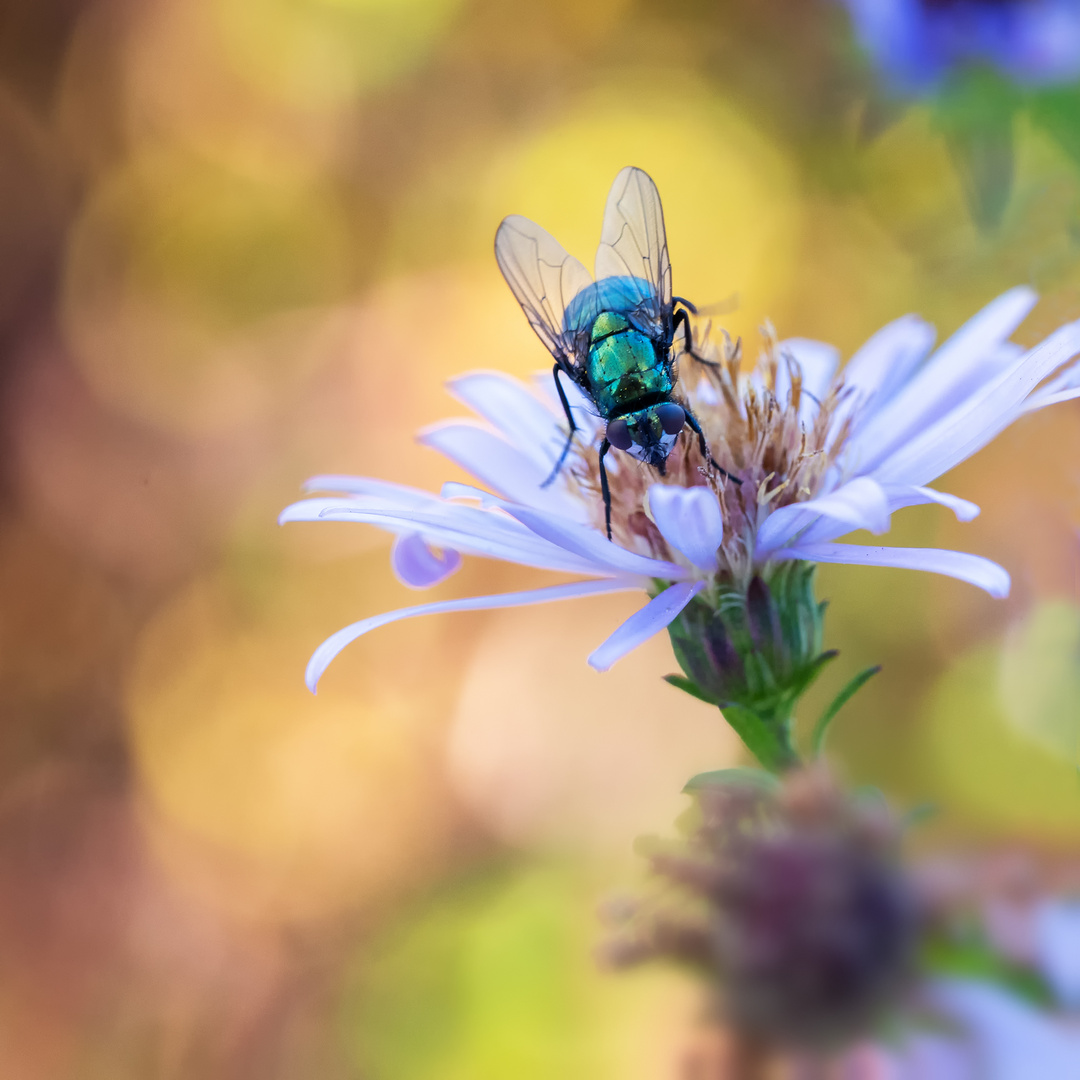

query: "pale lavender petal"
(281, 495), (445, 527)
(1034, 901), (1080, 1009)
(832, 314), (937, 444)
(533, 370), (602, 437)
(790, 483), (981, 547)
(404, 488), (687, 580)
(306, 578), (640, 692)
(775, 338), (839, 422)
(446, 371), (565, 468)
(799, 486), (984, 552)
(694, 375), (721, 406)
(1022, 384), (1080, 413)
(505, 503), (690, 580)
(927, 979), (1080, 1078)
(1028, 342), (1080, 400)
(280, 496), (368, 525)
(648, 484), (723, 571)
(847, 288), (1038, 472)
(882, 484), (981, 521)
(914, 286), (1035, 383)
(843, 314), (937, 401)
(391, 533), (462, 588)
(587, 581), (706, 672)
(302, 475), (437, 507)
(786, 338), (840, 400)
(285, 498), (604, 575)
(282, 480), (454, 525)
(439, 481), (503, 508)
(417, 421), (586, 519)
(872, 323), (1080, 488)
(755, 477), (890, 553)
(774, 543), (1010, 597)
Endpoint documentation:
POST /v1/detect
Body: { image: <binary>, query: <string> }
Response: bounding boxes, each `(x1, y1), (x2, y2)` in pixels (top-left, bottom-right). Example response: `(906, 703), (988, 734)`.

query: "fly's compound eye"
(606, 417), (633, 450)
(655, 402), (686, 436)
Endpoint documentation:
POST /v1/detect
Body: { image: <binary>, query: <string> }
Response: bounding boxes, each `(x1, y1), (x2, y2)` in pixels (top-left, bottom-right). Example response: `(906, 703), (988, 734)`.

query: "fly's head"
(605, 402), (685, 469)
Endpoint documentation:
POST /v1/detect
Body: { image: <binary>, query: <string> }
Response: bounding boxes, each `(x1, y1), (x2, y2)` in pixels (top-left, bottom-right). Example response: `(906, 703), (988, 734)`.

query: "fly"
(494, 166), (738, 538)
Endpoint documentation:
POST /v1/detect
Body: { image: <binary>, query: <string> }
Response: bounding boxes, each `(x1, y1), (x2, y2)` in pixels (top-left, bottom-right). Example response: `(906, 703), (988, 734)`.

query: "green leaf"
(933, 68), (1020, 231)
(947, 126), (1015, 231)
(683, 767), (780, 794)
(719, 703), (800, 774)
(663, 673), (720, 706)
(1031, 86), (1080, 167)
(922, 933), (1054, 1008)
(811, 664), (882, 757)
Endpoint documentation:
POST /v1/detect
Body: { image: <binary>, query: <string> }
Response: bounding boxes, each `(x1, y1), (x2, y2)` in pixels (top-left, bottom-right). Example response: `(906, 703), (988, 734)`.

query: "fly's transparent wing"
(594, 167), (671, 330)
(495, 215), (593, 369)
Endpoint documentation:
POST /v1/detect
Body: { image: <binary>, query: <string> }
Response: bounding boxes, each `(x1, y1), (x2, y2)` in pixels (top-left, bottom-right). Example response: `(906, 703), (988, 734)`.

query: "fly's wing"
(594, 167), (671, 333)
(495, 215), (593, 374)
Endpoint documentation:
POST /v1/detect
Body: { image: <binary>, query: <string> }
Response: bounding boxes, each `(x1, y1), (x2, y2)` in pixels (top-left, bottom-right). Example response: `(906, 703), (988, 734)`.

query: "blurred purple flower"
(603, 769), (1080, 1073)
(604, 768), (918, 1050)
(840, 0), (1080, 93)
(282, 287), (1080, 691)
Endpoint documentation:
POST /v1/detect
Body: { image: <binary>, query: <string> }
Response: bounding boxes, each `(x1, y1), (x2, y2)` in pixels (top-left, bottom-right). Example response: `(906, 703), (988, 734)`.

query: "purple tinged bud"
(746, 575), (781, 655)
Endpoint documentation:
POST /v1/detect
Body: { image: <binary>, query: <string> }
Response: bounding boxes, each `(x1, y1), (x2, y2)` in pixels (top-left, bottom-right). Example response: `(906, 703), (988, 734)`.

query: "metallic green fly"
(495, 166), (737, 538)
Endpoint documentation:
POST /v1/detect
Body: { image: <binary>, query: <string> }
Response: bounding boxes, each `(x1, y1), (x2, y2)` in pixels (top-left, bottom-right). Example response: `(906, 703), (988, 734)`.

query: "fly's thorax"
(586, 311), (672, 418)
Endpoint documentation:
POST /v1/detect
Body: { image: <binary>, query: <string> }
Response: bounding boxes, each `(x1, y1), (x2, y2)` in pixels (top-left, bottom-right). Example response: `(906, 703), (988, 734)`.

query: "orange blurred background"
(1, 0), (1080, 1075)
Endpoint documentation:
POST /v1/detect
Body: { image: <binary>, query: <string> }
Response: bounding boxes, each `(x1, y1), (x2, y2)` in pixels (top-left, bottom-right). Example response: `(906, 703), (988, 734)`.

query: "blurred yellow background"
(2, 0), (1080, 1075)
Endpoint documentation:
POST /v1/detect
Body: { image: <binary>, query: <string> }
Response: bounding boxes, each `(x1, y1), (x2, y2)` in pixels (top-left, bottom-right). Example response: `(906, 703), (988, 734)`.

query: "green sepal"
(810, 664), (882, 757)
(663, 673), (721, 707)
(683, 767), (781, 794)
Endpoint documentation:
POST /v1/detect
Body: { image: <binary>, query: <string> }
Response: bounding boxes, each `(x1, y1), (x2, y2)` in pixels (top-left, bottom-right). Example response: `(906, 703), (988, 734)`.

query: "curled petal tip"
(304, 659), (324, 695)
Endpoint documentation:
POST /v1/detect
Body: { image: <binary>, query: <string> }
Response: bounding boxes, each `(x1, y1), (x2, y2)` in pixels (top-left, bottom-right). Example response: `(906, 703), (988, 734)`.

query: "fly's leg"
(673, 306), (722, 372)
(542, 364), (578, 488)
(598, 438), (613, 540)
(684, 408), (741, 486)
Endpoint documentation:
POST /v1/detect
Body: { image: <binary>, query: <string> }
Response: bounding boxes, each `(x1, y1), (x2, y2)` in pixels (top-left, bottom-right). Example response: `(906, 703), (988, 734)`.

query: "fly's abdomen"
(586, 313), (672, 418)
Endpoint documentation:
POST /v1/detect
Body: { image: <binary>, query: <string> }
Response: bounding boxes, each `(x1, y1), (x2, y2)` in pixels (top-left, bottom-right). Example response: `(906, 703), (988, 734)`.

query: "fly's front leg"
(543, 364), (578, 488)
(684, 408), (741, 486)
(673, 305), (721, 372)
(598, 438), (613, 540)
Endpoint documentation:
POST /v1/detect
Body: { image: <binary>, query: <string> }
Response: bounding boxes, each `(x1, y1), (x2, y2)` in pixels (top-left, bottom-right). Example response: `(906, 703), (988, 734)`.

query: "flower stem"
(720, 703), (801, 773)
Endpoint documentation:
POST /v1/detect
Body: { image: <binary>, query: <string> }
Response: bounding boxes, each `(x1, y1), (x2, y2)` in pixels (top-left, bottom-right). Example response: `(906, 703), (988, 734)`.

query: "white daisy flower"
(281, 286), (1080, 704)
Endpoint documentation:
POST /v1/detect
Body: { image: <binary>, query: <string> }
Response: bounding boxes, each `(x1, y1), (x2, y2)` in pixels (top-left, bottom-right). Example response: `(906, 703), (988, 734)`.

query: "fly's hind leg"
(673, 306), (722, 372)
(684, 408), (741, 486)
(543, 364), (578, 488)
